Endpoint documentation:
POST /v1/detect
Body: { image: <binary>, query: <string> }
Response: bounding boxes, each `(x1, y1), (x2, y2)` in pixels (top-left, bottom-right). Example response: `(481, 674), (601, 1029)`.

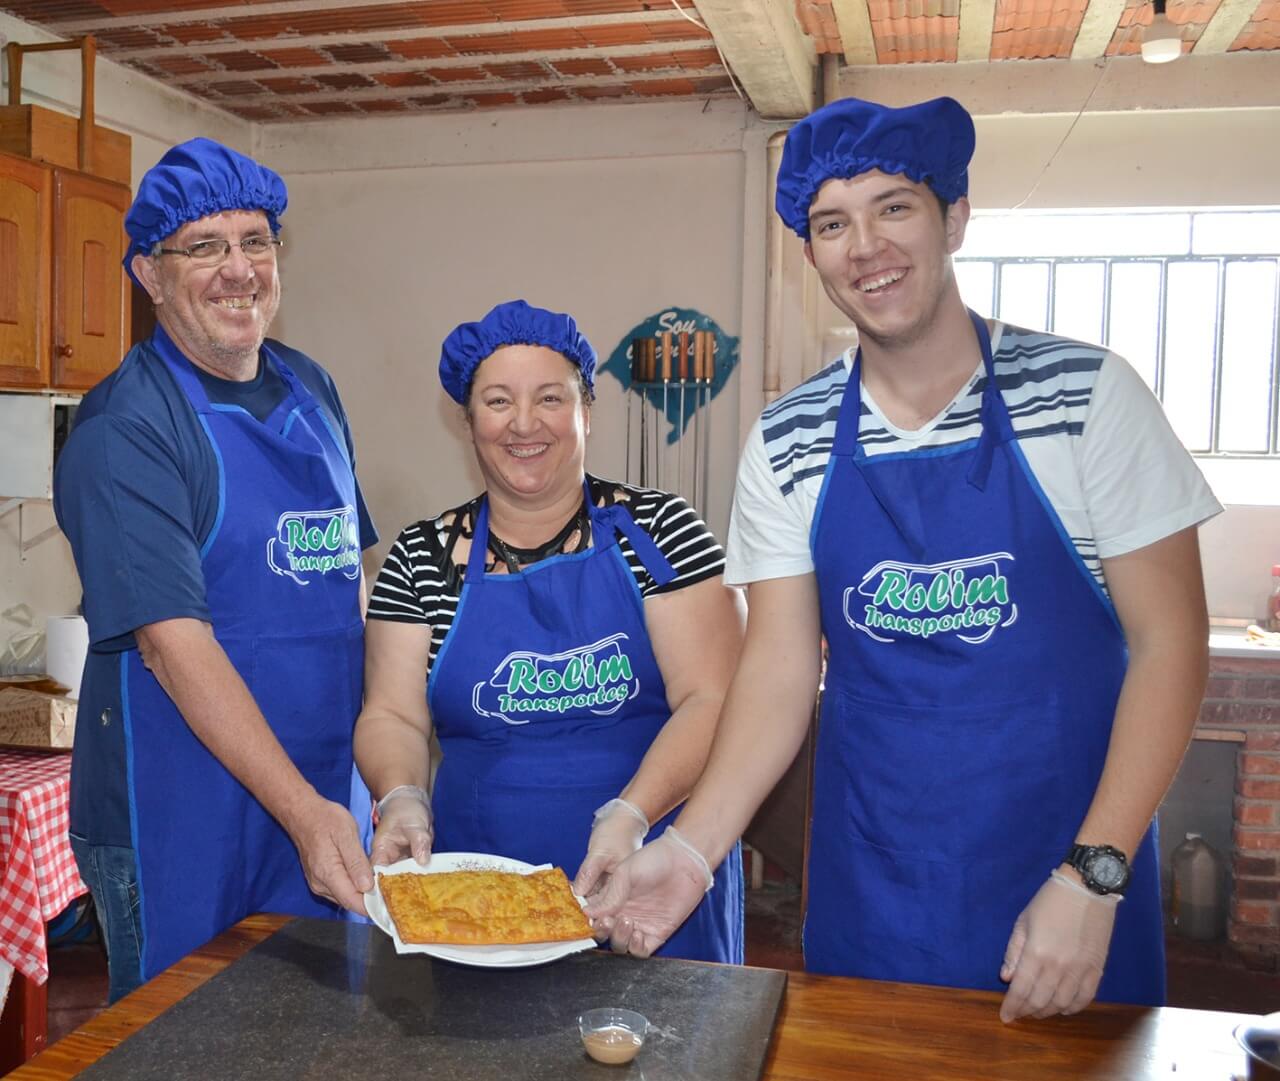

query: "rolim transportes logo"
(472, 634), (640, 726)
(845, 553), (1017, 645)
(267, 506), (361, 585)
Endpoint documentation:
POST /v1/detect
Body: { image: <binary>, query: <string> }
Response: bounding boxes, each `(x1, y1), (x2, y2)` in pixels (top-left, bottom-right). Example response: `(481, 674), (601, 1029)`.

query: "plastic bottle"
(1170, 833), (1227, 941)
(1268, 564), (1280, 632)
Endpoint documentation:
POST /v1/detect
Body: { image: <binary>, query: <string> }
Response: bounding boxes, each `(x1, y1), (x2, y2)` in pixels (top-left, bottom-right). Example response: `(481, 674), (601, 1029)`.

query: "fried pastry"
(378, 867), (593, 945)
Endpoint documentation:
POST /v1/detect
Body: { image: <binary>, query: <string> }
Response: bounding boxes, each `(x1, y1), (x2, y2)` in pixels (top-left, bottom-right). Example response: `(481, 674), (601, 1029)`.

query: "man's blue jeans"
(68, 835), (143, 1003)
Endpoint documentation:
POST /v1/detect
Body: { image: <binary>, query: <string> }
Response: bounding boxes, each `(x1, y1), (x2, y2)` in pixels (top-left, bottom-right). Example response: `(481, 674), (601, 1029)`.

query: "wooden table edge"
(8, 913), (290, 1079)
(8, 913), (1260, 1080)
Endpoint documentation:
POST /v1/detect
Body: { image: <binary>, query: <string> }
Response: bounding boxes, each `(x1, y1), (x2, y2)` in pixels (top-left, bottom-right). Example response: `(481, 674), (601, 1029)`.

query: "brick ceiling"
(0, 0), (1275, 123)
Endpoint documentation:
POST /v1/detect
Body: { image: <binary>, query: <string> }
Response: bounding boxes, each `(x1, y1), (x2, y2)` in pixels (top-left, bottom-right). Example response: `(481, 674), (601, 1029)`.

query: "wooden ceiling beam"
(957, 0), (997, 63)
(107, 10), (706, 61)
(167, 40), (715, 86)
(47, 3), (695, 36)
(1194, 0), (1260, 53)
(195, 63), (729, 109)
(1071, 0), (1127, 59)
(690, 0), (815, 119)
(829, 0), (876, 66)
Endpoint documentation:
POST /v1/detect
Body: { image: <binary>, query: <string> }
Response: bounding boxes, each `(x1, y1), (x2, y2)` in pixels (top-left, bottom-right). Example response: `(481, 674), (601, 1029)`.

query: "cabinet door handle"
(56, 344), (74, 358)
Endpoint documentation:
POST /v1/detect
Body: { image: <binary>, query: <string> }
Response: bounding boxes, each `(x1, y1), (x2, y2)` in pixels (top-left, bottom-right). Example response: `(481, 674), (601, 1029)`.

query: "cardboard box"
(0, 687), (76, 749)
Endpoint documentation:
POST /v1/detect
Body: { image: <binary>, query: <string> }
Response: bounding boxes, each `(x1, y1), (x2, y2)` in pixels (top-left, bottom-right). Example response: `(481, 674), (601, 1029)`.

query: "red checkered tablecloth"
(0, 750), (87, 985)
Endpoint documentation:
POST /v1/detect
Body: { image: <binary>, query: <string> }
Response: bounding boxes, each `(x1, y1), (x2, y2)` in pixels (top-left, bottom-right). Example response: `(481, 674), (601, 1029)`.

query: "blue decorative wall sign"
(601, 307), (739, 444)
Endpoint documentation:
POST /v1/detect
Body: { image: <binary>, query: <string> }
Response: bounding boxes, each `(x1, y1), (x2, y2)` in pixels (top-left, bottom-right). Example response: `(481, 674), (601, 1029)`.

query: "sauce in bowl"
(583, 1024), (644, 1065)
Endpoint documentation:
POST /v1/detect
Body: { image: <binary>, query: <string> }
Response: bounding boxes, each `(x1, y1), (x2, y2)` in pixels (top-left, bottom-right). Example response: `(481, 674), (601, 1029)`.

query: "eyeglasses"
(151, 235), (283, 267)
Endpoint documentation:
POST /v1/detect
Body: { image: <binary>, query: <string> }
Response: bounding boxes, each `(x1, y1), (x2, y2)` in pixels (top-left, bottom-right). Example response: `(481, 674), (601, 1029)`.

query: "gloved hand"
(999, 870), (1119, 1023)
(572, 798), (650, 900)
(585, 826), (713, 957)
(369, 784), (433, 868)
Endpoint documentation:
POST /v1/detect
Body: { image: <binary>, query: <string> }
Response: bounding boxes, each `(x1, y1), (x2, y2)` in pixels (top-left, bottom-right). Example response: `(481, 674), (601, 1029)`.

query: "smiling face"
(467, 344), (590, 509)
(132, 209), (281, 380)
(804, 169), (969, 352)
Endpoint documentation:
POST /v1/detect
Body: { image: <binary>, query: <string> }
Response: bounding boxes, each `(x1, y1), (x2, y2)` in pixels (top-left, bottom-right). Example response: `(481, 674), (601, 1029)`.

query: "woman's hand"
(370, 784), (433, 867)
(573, 798), (649, 899)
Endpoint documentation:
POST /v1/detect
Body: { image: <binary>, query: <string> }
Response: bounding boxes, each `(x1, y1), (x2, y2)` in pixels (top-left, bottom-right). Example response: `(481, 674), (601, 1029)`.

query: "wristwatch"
(1064, 843), (1131, 897)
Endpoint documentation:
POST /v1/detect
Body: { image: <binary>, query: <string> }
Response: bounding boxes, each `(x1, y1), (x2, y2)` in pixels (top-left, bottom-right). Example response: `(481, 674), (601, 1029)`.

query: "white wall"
(0, 11), (251, 663)
(2, 13), (1277, 647)
(970, 100), (1280, 621)
(262, 99), (752, 566)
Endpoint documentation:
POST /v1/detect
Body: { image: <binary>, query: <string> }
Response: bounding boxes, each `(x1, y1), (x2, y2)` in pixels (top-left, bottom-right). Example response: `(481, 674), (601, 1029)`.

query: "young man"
(55, 139), (377, 1001)
(588, 97), (1219, 1022)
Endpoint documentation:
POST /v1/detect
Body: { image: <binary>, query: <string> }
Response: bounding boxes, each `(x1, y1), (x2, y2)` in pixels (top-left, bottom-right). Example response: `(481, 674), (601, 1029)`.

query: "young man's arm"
(586, 573), (823, 953)
(998, 526), (1208, 1021)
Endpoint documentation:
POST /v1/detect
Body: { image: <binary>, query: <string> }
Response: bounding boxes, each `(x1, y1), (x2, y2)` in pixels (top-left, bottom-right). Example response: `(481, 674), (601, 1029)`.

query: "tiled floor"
(35, 883), (1280, 1057)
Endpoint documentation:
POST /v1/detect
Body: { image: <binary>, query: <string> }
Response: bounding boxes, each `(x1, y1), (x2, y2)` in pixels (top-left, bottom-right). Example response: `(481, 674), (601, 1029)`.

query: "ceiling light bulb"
(1141, 11), (1182, 63)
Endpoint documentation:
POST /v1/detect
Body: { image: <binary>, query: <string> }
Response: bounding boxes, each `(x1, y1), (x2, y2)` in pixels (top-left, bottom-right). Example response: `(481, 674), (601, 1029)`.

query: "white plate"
(365, 851), (597, 968)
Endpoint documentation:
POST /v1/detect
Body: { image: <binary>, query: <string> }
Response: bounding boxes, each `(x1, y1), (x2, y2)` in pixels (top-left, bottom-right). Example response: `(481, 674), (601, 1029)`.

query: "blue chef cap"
(775, 96), (975, 239)
(439, 300), (598, 405)
(123, 137), (288, 285)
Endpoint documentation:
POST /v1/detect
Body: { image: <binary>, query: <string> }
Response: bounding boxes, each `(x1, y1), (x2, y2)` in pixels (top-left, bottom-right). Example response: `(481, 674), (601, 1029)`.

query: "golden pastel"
(377, 867), (593, 945)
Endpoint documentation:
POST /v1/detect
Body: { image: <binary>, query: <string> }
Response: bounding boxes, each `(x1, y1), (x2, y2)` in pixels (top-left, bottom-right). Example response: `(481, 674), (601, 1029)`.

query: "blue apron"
(427, 484), (743, 963)
(123, 337), (372, 981)
(805, 313), (1163, 1003)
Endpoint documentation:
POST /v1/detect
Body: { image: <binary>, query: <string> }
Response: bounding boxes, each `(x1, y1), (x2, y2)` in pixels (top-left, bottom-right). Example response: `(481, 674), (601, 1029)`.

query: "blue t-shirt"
(54, 326), (377, 844)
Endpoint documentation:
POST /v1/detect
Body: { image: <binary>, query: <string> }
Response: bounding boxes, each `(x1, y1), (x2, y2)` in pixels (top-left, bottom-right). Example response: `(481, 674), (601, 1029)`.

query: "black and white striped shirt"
(368, 475), (726, 668)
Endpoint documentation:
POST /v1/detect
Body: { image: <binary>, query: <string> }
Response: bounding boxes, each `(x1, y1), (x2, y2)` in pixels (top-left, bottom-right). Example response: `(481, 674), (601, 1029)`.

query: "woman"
(355, 300), (745, 963)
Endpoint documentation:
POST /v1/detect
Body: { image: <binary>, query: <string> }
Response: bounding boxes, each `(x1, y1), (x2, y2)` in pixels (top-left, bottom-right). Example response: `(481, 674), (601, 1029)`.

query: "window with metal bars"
(955, 210), (1280, 459)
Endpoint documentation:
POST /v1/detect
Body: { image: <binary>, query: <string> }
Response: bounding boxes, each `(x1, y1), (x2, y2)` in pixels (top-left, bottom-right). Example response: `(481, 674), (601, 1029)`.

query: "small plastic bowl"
(578, 1007), (649, 1065)
(1235, 1015), (1280, 1079)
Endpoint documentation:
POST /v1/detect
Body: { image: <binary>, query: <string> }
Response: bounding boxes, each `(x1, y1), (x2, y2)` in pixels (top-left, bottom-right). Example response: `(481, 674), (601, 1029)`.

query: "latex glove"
(572, 798), (650, 900)
(999, 870), (1120, 1023)
(284, 794), (374, 917)
(585, 826), (713, 957)
(369, 784), (433, 868)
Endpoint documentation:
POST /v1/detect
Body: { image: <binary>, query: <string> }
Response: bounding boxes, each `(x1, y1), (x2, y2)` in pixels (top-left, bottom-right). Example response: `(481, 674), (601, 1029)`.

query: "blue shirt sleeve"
(54, 413), (211, 651)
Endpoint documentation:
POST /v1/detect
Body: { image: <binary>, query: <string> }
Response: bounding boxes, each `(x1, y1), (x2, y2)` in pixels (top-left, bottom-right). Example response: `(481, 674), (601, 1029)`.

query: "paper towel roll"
(45, 615), (88, 700)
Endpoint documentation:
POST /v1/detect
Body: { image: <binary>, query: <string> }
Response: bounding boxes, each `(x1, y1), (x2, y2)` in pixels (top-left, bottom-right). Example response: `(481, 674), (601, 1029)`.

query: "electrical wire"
(670, 0), (745, 101)
(1010, 55), (1111, 211)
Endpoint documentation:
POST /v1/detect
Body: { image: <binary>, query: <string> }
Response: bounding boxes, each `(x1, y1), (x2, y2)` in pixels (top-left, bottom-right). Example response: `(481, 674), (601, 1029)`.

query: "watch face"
(1087, 852), (1127, 890)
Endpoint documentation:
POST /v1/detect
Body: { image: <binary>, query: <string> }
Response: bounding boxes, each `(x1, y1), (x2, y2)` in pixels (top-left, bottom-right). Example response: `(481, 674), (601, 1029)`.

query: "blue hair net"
(124, 137), (288, 285)
(775, 97), (975, 239)
(439, 300), (597, 405)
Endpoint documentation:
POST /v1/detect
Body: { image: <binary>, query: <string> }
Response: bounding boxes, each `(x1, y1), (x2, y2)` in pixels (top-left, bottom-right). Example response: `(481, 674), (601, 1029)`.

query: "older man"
(55, 139), (376, 1001)
(589, 97), (1219, 1022)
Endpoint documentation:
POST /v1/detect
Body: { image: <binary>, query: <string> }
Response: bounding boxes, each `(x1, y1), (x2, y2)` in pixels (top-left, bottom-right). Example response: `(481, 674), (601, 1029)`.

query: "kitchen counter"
(1210, 624), (1280, 659)
(10, 914), (1257, 1081)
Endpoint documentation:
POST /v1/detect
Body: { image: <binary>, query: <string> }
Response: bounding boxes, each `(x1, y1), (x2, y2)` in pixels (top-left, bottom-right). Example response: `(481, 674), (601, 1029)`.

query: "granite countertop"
(75, 918), (787, 1081)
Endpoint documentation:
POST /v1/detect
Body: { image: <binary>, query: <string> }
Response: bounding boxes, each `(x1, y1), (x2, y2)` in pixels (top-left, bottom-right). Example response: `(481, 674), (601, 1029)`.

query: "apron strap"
(591, 501), (677, 588)
(964, 310), (1013, 493)
(834, 310), (1011, 557)
(152, 330), (324, 443)
(467, 481), (678, 589)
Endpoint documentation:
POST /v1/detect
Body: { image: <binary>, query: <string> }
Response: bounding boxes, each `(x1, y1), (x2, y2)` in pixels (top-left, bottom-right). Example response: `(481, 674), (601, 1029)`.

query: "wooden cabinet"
(0, 149), (129, 392)
(52, 168), (129, 390)
(0, 154), (51, 388)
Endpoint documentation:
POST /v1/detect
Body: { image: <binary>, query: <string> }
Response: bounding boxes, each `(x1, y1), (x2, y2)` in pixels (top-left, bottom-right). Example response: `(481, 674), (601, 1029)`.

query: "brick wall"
(1196, 654), (1280, 966)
